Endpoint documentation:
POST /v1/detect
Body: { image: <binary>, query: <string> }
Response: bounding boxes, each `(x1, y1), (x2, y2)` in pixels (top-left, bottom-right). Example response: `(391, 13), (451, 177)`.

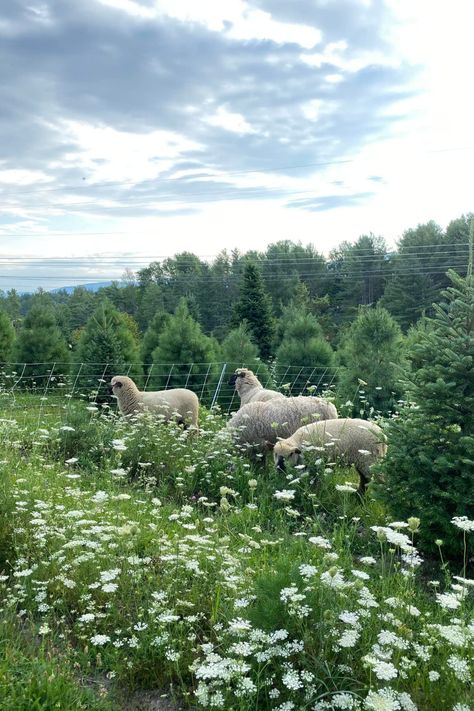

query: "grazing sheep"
(226, 396), (338, 452)
(273, 418), (387, 494)
(111, 376), (199, 428)
(228, 368), (284, 407)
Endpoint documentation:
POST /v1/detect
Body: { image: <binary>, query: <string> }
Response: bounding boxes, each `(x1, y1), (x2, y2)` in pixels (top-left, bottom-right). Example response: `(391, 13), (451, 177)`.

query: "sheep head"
(228, 368), (261, 395)
(110, 375), (138, 398)
(273, 440), (302, 471)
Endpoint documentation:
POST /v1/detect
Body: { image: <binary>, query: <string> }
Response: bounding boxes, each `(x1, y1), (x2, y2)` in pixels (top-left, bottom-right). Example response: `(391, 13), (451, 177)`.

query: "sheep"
(228, 368), (284, 407)
(273, 418), (387, 495)
(226, 396), (338, 452)
(110, 376), (199, 429)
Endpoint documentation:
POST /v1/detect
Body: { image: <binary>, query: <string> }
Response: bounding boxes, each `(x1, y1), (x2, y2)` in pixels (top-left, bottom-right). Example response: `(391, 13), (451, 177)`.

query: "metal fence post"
(144, 363), (153, 391)
(164, 364), (174, 390)
(94, 363), (109, 404)
(211, 363), (227, 409)
(36, 362), (56, 430)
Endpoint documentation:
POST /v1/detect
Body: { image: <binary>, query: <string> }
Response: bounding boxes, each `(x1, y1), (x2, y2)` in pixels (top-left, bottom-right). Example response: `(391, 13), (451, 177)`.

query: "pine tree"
(219, 322), (273, 409)
(0, 310), (15, 365)
(152, 299), (219, 399)
(337, 306), (405, 417)
(15, 303), (70, 382)
(233, 262), (275, 360)
(141, 311), (170, 375)
(274, 305), (334, 394)
(74, 300), (141, 398)
(380, 271), (474, 558)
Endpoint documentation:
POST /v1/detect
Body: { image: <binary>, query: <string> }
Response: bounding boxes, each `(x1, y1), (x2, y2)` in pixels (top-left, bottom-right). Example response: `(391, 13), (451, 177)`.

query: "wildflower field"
(0, 396), (473, 711)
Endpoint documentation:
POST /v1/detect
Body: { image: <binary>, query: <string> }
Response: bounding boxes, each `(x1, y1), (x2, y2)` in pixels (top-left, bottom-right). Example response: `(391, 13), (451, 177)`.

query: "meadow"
(0, 392), (473, 711)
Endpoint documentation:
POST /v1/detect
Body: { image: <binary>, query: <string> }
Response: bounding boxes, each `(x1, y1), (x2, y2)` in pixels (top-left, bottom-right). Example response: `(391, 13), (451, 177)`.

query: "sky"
(0, 0), (473, 291)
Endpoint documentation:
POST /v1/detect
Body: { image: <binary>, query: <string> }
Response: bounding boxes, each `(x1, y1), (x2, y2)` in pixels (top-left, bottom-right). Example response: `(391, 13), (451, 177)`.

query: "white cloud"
(97, 0), (321, 48)
(59, 120), (203, 184)
(205, 106), (256, 135)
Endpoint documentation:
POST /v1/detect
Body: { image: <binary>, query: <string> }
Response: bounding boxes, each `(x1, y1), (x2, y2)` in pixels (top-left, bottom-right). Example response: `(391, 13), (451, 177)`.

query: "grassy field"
(0, 394), (473, 710)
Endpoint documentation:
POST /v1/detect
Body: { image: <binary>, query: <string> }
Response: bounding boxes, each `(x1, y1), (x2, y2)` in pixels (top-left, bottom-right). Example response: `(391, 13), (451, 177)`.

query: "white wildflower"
(451, 516), (474, 532)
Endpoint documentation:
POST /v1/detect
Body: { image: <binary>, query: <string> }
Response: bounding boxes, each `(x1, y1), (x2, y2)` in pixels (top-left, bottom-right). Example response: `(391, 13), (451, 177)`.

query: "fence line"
(0, 362), (340, 425)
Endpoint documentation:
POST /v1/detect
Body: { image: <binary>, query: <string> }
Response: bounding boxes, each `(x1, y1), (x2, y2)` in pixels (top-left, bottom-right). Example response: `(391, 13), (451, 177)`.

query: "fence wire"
(0, 361), (339, 429)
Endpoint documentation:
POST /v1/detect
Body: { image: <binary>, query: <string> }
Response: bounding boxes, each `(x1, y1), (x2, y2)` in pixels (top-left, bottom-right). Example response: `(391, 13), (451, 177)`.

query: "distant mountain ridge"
(49, 280), (124, 294)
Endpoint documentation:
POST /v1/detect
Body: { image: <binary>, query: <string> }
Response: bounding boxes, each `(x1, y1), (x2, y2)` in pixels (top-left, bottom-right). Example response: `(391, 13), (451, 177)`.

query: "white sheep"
(273, 418), (387, 494)
(110, 375), (199, 428)
(229, 368), (284, 407)
(226, 396), (338, 452)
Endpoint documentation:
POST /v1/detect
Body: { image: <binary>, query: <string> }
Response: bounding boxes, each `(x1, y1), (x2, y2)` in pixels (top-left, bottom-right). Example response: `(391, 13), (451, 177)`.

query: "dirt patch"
(119, 689), (182, 710)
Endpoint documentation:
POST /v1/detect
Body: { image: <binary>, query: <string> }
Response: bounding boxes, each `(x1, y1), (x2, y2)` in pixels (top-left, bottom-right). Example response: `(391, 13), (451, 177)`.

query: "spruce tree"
(151, 298), (219, 399)
(233, 262), (275, 360)
(274, 305), (334, 394)
(337, 305), (405, 417)
(15, 303), (70, 382)
(141, 311), (170, 375)
(0, 310), (15, 365)
(380, 271), (474, 558)
(74, 300), (141, 398)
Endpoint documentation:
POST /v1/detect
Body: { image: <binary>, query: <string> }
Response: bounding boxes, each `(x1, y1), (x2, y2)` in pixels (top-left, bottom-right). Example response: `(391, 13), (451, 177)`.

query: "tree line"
(0, 214), (471, 412)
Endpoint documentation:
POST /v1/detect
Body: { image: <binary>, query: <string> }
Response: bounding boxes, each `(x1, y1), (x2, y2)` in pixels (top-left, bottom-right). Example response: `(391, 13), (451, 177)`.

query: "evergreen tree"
(380, 271), (474, 558)
(3, 289), (21, 329)
(66, 287), (97, 334)
(380, 220), (469, 330)
(137, 281), (166, 332)
(152, 299), (219, 399)
(74, 300), (141, 398)
(219, 322), (273, 409)
(233, 262), (275, 360)
(337, 306), (405, 417)
(0, 310), (15, 365)
(274, 305), (334, 394)
(15, 303), (70, 382)
(141, 311), (170, 375)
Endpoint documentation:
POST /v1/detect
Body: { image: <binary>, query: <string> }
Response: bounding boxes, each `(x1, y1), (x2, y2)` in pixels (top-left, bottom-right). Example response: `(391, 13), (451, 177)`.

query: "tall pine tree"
(0, 310), (15, 365)
(233, 262), (274, 360)
(15, 303), (69, 382)
(141, 311), (170, 375)
(152, 299), (219, 399)
(337, 305), (405, 417)
(274, 305), (334, 394)
(74, 300), (141, 398)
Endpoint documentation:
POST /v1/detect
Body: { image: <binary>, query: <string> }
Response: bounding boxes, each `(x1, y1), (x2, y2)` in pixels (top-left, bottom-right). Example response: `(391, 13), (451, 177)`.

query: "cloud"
(0, 0), (421, 284)
(287, 191), (375, 212)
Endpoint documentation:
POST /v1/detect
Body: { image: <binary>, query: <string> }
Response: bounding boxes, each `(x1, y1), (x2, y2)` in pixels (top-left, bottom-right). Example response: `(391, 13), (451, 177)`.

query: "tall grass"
(0, 397), (473, 710)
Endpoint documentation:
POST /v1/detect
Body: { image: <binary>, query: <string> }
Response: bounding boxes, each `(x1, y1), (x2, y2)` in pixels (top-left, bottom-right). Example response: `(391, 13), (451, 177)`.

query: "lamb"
(228, 368), (284, 407)
(273, 418), (387, 495)
(110, 376), (199, 428)
(226, 396), (338, 452)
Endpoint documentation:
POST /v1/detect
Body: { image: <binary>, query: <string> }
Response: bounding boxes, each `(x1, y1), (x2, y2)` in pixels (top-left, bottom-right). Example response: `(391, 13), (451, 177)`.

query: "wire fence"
(0, 361), (340, 427)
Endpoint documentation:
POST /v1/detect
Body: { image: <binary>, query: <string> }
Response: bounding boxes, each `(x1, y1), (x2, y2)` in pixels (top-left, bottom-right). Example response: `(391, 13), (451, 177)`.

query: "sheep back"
(227, 396), (338, 450)
(274, 418), (387, 490)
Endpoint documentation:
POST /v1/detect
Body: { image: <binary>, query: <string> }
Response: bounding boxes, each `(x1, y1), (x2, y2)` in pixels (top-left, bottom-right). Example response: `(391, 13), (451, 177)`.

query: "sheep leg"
(356, 466), (370, 497)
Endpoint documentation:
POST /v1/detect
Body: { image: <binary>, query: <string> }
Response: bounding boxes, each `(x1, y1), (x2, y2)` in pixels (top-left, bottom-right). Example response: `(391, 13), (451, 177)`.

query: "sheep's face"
(229, 368), (248, 388)
(273, 441), (302, 471)
(228, 368), (253, 393)
(110, 375), (133, 396)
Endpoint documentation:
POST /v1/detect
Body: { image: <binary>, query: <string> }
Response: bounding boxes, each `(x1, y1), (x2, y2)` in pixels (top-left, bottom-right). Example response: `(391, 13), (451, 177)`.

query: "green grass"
(0, 394), (473, 710)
